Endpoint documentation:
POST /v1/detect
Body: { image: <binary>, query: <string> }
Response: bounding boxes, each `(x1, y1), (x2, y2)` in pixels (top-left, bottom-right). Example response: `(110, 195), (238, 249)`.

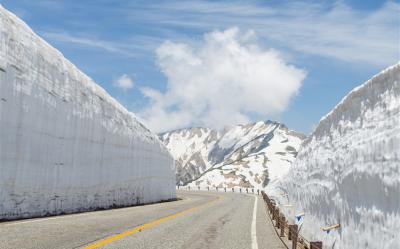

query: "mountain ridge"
(159, 120), (305, 189)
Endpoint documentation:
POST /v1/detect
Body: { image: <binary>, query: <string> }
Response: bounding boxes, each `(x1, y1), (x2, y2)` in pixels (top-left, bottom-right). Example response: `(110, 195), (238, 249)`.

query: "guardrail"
(261, 191), (327, 249)
(177, 186), (335, 249)
(177, 185), (260, 195)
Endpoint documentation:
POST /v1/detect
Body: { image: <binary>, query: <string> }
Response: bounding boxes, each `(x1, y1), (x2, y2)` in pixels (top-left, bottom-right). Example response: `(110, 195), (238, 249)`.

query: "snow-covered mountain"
(267, 63), (400, 249)
(159, 121), (305, 189)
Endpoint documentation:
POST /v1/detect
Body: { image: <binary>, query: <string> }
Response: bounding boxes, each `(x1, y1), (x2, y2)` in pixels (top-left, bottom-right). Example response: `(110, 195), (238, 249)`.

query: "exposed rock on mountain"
(160, 121), (305, 189)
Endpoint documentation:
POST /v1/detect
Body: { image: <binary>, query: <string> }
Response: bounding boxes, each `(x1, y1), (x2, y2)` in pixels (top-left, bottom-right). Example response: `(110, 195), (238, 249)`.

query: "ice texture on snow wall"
(268, 63), (400, 248)
(0, 6), (175, 220)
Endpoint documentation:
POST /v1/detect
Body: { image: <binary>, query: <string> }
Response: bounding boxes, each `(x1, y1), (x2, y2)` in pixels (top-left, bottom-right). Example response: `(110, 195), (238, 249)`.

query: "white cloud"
(139, 27), (306, 132)
(124, 1), (399, 67)
(41, 1), (399, 67)
(42, 32), (159, 57)
(114, 74), (134, 91)
(43, 32), (122, 52)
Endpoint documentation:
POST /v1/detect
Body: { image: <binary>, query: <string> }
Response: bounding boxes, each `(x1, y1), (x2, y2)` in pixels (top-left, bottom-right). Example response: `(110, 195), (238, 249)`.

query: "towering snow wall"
(267, 63), (400, 248)
(0, 5), (175, 220)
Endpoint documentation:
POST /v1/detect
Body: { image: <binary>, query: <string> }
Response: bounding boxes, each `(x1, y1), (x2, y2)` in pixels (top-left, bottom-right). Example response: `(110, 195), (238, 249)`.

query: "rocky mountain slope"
(267, 63), (400, 249)
(159, 121), (305, 189)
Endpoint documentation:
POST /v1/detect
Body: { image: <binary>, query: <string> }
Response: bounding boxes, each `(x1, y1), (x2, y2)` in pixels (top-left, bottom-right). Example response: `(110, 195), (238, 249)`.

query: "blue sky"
(1, 0), (399, 134)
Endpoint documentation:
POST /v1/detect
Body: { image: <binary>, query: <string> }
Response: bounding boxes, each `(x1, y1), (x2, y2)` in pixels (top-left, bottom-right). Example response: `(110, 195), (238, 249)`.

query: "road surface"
(0, 190), (286, 249)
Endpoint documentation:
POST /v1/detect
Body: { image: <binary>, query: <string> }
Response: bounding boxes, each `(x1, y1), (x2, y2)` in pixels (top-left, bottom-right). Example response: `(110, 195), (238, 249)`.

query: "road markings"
(2, 212), (92, 226)
(83, 196), (221, 249)
(251, 195), (259, 249)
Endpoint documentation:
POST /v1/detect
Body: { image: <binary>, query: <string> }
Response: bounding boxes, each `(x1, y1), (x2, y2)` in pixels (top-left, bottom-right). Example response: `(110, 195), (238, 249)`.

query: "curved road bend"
(0, 190), (286, 249)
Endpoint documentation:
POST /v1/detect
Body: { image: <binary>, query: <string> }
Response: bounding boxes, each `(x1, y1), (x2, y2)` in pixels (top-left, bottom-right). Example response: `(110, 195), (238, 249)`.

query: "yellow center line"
(83, 195), (222, 249)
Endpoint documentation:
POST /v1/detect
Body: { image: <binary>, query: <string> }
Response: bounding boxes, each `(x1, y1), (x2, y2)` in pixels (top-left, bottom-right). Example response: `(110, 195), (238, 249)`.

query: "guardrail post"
(288, 224), (297, 240)
(276, 210), (280, 228)
(290, 225), (298, 249)
(310, 241), (322, 249)
(280, 215), (286, 237)
(271, 205), (276, 220)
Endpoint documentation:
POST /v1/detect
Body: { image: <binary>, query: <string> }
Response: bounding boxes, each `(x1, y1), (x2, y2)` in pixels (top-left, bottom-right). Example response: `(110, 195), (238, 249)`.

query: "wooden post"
(288, 225), (292, 240)
(275, 210), (280, 228)
(257, 189), (259, 195)
(252, 189), (254, 194)
(310, 241), (323, 249)
(280, 215), (286, 237)
(232, 188), (234, 192)
(224, 187), (226, 192)
(198, 186), (200, 190)
(290, 224), (298, 249)
(188, 186), (190, 190)
(207, 186), (209, 191)
(240, 188), (242, 193)
(246, 188), (248, 193)
(216, 187), (218, 192)
(272, 206), (276, 220)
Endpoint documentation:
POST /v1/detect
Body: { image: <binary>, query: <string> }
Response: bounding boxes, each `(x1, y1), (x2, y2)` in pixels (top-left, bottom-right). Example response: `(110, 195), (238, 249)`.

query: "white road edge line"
(4, 195), (189, 226)
(2, 212), (88, 226)
(251, 195), (259, 249)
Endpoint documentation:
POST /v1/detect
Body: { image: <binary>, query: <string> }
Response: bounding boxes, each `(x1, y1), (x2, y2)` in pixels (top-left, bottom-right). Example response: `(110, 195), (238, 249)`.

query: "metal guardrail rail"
(177, 185), (260, 195)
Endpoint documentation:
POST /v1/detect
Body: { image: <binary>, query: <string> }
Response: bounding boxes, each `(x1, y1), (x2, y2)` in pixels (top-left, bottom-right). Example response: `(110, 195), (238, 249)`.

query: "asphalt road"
(0, 190), (286, 249)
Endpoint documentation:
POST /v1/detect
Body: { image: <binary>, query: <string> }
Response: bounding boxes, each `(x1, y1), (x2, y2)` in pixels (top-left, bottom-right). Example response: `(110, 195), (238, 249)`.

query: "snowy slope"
(160, 121), (305, 189)
(267, 64), (400, 248)
(160, 127), (219, 185)
(0, 5), (175, 219)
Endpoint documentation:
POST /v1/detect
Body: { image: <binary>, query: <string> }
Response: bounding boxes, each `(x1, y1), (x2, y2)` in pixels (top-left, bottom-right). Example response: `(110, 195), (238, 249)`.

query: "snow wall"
(0, 5), (175, 220)
(267, 63), (400, 249)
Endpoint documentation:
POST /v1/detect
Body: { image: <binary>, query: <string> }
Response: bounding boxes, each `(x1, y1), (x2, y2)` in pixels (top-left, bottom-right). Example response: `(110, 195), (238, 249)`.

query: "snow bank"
(0, 5), (175, 220)
(267, 63), (400, 248)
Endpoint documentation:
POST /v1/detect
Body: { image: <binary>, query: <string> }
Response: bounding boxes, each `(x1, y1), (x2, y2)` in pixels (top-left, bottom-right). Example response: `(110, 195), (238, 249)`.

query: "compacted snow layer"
(0, 6), (175, 220)
(267, 64), (400, 248)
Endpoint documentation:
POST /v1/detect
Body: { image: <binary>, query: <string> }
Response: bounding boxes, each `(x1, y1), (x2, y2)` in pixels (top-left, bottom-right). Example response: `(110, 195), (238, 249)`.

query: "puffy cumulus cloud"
(139, 27), (306, 132)
(114, 74), (134, 91)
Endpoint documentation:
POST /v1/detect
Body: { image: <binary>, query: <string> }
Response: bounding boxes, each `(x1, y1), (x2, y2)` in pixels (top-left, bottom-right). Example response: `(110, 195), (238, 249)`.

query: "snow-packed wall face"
(267, 64), (400, 248)
(0, 6), (175, 220)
